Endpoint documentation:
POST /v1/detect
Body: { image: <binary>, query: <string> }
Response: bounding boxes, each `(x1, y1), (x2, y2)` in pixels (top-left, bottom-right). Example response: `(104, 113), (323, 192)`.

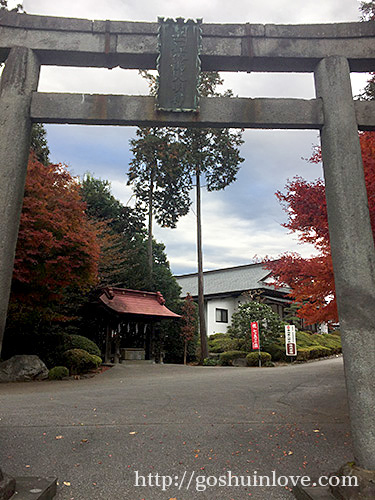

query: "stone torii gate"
(0, 11), (375, 498)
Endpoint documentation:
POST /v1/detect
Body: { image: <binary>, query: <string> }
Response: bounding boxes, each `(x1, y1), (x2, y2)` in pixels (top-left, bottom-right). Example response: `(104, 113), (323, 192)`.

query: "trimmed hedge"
(208, 334), (243, 354)
(219, 350), (248, 366)
(263, 360), (275, 367)
(62, 349), (102, 375)
(203, 358), (219, 366)
(296, 345), (332, 361)
(2, 331), (102, 368)
(264, 331), (342, 362)
(296, 348), (310, 361)
(246, 351), (272, 366)
(48, 366), (69, 380)
(266, 343), (287, 362)
(68, 335), (101, 357)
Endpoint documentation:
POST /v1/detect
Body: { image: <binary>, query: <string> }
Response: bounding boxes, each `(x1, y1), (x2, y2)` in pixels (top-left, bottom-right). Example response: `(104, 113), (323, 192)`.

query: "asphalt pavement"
(0, 357), (352, 499)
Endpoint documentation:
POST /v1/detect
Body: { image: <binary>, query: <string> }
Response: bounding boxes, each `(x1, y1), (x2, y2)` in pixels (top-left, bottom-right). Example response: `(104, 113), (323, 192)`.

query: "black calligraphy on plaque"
(157, 17), (201, 112)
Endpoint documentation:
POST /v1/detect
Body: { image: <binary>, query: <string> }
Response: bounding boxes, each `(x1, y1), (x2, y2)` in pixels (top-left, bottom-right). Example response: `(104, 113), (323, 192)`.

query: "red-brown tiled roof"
(99, 287), (181, 318)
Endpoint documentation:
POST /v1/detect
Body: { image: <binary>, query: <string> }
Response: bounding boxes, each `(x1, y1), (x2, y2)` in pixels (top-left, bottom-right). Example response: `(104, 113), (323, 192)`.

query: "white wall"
(206, 297), (240, 336)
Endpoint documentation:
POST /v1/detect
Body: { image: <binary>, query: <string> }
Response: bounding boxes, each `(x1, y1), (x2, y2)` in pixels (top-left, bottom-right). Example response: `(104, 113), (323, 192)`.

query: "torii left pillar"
(0, 47), (39, 499)
(0, 47), (40, 356)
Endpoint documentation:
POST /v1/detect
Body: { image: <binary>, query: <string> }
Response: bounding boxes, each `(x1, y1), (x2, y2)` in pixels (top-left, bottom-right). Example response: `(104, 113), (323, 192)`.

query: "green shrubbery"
(246, 351), (272, 366)
(68, 335), (101, 357)
(296, 348), (310, 361)
(265, 343), (287, 362)
(263, 360), (275, 367)
(219, 350), (248, 366)
(2, 331), (102, 368)
(207, 326), (341, 365)
(208, 333), (242, 353)
(203, 357), (219, 366)
(48, 366), (69, 380)
(296, 344), (335, 361)
(62, 348), (102, 375)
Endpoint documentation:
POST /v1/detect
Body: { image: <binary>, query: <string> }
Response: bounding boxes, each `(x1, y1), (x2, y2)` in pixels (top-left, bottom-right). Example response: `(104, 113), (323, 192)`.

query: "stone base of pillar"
(0, 469), (15, 500)
(293, 485), (334, 499)
(0, 470), (56, 500)
(293, 463), (375, 500)
(330, 463), (375, 499)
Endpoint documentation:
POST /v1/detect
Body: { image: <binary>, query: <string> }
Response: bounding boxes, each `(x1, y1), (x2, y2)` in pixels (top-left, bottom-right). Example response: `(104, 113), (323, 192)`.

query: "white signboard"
(285, 324), (297, 356)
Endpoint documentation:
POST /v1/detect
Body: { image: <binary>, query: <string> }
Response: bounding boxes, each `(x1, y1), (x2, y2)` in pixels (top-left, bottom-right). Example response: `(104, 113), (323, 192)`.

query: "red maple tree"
(266, 131), (375, 324)
(9, 155), (100, 325)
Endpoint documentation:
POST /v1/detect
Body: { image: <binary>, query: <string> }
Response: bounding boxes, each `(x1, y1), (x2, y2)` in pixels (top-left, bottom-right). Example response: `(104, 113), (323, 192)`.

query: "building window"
(216, 308), (228, 323)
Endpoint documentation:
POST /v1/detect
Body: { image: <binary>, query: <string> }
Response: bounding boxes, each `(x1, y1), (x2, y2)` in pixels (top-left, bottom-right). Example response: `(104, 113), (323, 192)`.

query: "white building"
(175, 263), (291, 336)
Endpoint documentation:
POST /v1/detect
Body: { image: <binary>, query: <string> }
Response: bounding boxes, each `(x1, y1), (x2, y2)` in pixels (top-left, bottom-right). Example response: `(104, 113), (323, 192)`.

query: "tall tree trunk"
(184, 339), (187, 365)
(147, 169), (154, 285)
(196, 169), (208, 363)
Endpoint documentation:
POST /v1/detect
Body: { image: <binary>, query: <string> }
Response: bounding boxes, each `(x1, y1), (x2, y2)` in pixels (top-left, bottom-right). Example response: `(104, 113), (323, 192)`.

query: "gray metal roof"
(175, 263), (288, 297)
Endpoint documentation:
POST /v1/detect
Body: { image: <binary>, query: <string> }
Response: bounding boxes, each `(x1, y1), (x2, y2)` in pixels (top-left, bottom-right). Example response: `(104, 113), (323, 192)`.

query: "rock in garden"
(0, 355), (48, 382)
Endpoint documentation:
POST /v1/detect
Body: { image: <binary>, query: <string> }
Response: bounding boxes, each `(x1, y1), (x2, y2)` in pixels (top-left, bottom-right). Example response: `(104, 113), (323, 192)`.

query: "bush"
(2, 331), (68, 368)
(48, 366), (69, 380)
(91, 355), (103, 366)
(296, 348), (310, 361)
(296, 345), (333, 361)
(266, 343), (287, 362)
(203, 358), (219, 366)
(62, 349), (102, 375)
(296, 331), (320, 348)
(263, 360), (275, 367)
(208, 334), (242, 353)
(246, 351), (272, 366)
(219, 350), (248, 366)
(2, 331), (102, 368)
(308, 345), (332, 358)
(316, 334), (342, 354)
(68, 335), (101, 357)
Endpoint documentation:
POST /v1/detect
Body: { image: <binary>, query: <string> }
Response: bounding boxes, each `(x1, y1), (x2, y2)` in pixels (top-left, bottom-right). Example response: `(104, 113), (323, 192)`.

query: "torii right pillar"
(314, 56), (375, 476)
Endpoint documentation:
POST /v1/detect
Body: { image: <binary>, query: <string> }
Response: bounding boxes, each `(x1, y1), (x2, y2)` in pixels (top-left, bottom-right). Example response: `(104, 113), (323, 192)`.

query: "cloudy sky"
(18, 0), (369, 274)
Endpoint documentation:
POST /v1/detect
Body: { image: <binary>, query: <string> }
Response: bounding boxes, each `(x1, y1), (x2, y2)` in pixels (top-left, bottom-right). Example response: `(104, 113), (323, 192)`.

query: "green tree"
(81, 173), (144, 237)
(227, 302), (284, 350)
(359, 1), (375, 20)
(30, 123), (50, 165)
(0, 1), (23, 12)
(128, 128), (190, 278)
(283, 303), (303, 329)
(129, 72), (244, 363)
(80, 174), (149, 289)
(177, 73), (244, 363)
(358, 2), (375, 100)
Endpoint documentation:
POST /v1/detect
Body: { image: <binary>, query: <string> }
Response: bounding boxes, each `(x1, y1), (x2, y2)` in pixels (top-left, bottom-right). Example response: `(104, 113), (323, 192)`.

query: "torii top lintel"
(1, 11), (375, 73)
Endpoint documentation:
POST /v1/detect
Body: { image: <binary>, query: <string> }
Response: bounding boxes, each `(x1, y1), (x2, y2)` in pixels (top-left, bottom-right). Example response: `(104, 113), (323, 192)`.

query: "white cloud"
(17, 0), (371, 275)
(153, 191), (317, 274)
(24, 0), (363, 24)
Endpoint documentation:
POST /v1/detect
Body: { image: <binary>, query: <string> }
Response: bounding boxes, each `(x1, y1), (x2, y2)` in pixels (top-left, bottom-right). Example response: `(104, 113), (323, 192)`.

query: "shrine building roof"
(99, 287), (181, 319)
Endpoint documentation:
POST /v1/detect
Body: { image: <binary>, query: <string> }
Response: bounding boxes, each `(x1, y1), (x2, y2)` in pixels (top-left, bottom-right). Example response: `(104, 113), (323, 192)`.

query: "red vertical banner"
(251, 321), (260, 350)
